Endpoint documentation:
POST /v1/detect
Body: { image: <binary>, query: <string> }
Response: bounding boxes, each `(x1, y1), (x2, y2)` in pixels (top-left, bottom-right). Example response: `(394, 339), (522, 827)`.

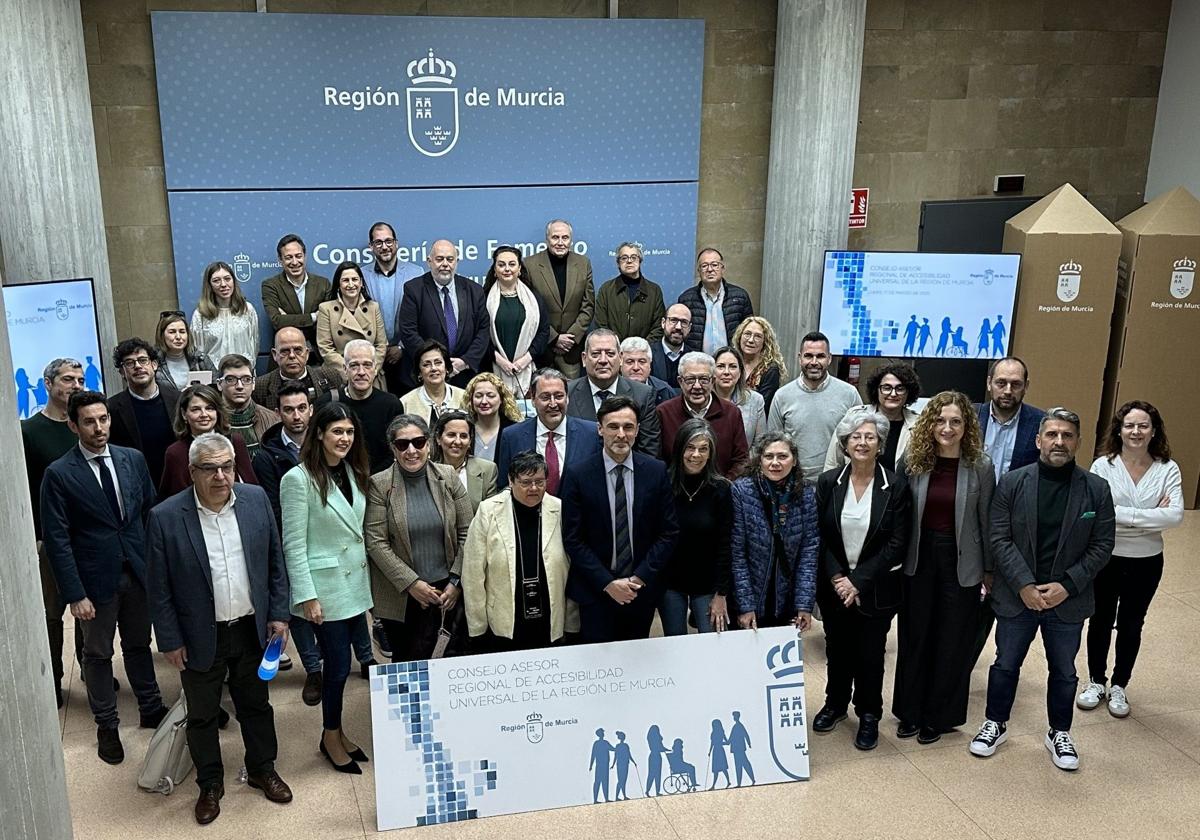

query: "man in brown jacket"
(656, 351), (749, 479)
(524, 219), (596, 378)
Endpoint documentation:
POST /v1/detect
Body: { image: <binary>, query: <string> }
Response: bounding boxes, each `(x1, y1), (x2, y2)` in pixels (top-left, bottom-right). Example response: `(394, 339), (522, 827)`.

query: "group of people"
(20, 217), (1184, 826)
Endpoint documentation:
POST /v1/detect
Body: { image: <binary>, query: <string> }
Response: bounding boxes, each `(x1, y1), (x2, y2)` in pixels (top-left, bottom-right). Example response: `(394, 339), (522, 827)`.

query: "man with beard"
(652, 303), (691, 385)
(107, 337), (180, 485)
(364, 221), (423, 393)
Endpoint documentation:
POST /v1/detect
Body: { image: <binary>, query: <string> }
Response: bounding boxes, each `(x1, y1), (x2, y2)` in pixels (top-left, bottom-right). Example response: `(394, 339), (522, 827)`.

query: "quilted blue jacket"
(730, 477), (819, 618)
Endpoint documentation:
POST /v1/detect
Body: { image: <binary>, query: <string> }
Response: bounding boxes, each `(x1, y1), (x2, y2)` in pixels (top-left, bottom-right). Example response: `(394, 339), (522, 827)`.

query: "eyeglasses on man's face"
(121, 356), (154, 370)
(221, 375), (254, 387)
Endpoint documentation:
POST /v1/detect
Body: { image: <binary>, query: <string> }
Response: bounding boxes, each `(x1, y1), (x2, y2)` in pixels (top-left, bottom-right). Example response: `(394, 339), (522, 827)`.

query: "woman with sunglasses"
(280, 403), (373, 774)
(153, 310), (216, 391)
(824, 362), (922, 473)
(158, 384), (258, 498)
(364, 414), (473, 663)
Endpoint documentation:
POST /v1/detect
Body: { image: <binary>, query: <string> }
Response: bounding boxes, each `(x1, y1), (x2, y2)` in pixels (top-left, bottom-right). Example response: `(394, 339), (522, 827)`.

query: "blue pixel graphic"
(826, 251), (899, 356)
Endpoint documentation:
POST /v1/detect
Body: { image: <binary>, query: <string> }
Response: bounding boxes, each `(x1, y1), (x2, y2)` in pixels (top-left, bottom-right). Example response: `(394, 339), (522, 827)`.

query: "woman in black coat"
(813, 409), (911, 751)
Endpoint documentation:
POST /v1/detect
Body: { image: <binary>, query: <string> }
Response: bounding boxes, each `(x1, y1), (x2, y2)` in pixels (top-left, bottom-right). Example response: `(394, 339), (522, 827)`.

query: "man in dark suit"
(260, 233), (331, 360)
(619, 336), (677, 406)
(977, 356), (1045, 481)
(107, 337), (180, 487)
(396, 238), (490, 390)
(524, 219), (596, 378)
(968, 407), (1115, 772)
(41, 391), (168, 765)
(251, 326), (343, 411)
(565, 329), (660, 457)
(146, 432), (293, 824)
(560, 395), (678, 642)
(651, 304), (691, 384)
(495, 368), (601, 494)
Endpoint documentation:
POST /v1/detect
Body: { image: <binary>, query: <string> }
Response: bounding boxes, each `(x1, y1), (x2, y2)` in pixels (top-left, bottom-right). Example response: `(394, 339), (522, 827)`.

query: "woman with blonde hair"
(732, 316), (786, 414)
(191, 260), (260, 365)
(892, 390), (994, 745)
(463, 371), (523, 462)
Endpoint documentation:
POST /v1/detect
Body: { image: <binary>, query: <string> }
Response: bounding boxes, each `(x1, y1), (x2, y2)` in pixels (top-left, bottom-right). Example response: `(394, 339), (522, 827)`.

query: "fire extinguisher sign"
(849, 188), (869, 229)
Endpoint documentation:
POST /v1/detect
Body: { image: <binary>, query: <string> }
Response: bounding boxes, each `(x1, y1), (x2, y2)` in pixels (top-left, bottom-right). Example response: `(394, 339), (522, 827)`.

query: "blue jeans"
(291, 613), (374, 674)
(311, 615), (362, 731)
(985, 608), (1083, 733)
(658, 590), (715, 636)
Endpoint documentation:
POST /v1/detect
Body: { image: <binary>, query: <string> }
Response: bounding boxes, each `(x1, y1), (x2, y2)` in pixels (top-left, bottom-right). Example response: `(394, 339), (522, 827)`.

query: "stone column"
(760, 0), (867, 366)
(0, 0), (118, 391)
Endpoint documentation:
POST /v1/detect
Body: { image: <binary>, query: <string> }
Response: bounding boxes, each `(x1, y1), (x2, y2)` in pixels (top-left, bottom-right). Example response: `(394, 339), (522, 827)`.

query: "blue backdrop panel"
(150, 12), (704, 190)
(168, 182), (699, 354)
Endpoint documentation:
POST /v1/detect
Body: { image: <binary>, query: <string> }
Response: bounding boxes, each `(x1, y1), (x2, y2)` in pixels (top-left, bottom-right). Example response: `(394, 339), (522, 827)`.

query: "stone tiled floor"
(61, 512), (1200, 838)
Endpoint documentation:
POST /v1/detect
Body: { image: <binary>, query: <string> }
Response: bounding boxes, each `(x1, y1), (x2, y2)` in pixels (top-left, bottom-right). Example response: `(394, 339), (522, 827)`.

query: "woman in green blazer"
(281, 402), (373, 775)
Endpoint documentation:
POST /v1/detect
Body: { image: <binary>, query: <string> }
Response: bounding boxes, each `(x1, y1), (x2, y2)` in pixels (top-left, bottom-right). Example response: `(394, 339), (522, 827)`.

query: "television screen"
(819, 251), (1020, 359)
(6, 278), (105, 419)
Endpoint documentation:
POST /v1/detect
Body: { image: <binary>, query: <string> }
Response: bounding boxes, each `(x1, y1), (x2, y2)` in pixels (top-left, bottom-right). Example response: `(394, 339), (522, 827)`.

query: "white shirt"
(80, 444), (124, 519)
(660, 340), (683, 362)
(840, 478), (873, 570)
(194, 488), (254, 621)
(1089, 456), (1184, 557)
(536, 417), (568, 458)
(287, 272), (309, 307)
(602, 450), (636, 570)
(589, 378), (619, 412)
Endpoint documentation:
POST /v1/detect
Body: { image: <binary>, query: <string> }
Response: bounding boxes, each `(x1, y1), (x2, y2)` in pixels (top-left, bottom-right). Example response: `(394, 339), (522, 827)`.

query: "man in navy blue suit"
(495, 367), (600, 494)
(41, 391), (167, 765)
(396, 238), (490, 390)
(560, 395), (678, 643)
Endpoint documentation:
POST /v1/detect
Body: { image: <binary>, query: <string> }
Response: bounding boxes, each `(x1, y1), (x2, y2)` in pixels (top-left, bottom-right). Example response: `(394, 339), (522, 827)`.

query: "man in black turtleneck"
(524, 219), (596, 378)
(968, 407), (1114, 772)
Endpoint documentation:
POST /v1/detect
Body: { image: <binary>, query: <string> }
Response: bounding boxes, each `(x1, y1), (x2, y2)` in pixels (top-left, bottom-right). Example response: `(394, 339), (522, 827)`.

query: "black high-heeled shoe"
(319, 738), (362, 775)
(345, 744), (369, 763)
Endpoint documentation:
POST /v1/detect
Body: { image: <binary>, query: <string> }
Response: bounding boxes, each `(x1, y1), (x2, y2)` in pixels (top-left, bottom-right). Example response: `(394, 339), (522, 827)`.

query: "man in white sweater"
(766, 331), (860, 484)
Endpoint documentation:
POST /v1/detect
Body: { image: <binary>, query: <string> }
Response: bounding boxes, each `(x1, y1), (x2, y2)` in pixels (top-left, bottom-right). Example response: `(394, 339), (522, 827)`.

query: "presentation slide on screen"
(6, 279), (104, 420)
(370, 627), (809, 830)
(819, 251), (1021, 358)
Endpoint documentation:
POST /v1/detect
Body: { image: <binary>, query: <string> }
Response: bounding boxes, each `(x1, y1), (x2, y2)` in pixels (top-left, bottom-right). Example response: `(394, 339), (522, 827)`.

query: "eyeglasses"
(121, 356), (154, 369)
(193, 462), (235, 475)
(391, 436), (429, 451)
(698, 261), (723, 271)
(665, 317), (691, 326)
(275, 347), (306, 357)
(680, 376), (713, 386)
(159, 310), (185, 319)
(878, 384), (907, 395)
(370, 237), (396, 248)
(617, 255), (641, 263)
(513, 477), (547, 489)
(221, 375), (254, 386)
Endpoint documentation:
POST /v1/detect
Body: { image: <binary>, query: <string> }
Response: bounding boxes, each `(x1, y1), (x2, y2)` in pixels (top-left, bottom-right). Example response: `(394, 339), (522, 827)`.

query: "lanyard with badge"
(514, 506), (544, 621)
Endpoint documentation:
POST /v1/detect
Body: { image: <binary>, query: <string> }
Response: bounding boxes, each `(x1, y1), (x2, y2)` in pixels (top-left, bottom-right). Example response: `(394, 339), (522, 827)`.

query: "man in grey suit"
(146, 432), (293, 824)
(566, 329), (660, 457)
(524, 219), (596, 378)
(969, 407), (1115, 772)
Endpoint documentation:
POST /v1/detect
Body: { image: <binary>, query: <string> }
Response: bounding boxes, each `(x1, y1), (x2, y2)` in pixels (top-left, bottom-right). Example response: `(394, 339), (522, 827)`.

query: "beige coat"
(364, 462), (472, 622)
(399, 384), (467, 424)
(461, 490), (578, 641)
(315, 298), (387, 379)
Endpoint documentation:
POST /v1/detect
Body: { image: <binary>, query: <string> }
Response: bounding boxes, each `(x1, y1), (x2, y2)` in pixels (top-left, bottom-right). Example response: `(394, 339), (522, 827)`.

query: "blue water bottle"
(258, 633), (286, 681)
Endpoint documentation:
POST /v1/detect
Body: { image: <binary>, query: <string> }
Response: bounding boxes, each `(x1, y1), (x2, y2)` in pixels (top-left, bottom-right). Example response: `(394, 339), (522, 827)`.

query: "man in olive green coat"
(594, 242), (666, 343)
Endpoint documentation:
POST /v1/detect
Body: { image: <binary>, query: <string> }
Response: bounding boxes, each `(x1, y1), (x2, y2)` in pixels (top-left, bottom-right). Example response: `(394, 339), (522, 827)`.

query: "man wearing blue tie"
(560, 395), (678, 642)
(41, 391), (168, 765)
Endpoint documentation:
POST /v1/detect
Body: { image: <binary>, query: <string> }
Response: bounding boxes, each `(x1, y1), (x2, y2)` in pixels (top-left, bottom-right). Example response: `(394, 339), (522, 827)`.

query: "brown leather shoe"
(194, 784), (223, 825)
(246, 770), (293, 803)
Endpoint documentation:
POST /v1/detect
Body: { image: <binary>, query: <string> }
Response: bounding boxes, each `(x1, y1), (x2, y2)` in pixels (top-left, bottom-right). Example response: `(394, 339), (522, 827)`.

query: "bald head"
(662, 303), (692, 350)
(272, 326), (310, 377)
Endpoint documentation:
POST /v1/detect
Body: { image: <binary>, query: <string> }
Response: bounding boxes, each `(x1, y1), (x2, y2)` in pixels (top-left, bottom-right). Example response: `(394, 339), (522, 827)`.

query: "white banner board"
(369, 627), (809, 830)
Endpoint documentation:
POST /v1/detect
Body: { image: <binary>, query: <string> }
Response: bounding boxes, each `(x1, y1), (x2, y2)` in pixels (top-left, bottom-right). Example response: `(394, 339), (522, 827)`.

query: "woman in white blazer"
(483, 246), (550, 397)
(462, 451), (577, 650)
(1080, 400), (1184, 718)
(825, 362), (922, 472)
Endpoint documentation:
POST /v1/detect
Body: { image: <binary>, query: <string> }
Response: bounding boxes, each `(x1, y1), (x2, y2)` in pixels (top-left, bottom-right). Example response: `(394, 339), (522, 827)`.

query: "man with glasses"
(523, 219), (596, 378)
(397, 238), (490, 391)
(594, 242), (666, 342)
(652, 303), (692, 384)
(495, 368), (601, 494)
(318, 339), (403, 473)
(656, 352), (749, 479)
(364, 221), (423, 393)
(260, 233), (330, 363)
(252, 326), (343, 411)
(677, 248), (754, 354)
(108, 337), (180, 485)
(217, 354), (279, 456)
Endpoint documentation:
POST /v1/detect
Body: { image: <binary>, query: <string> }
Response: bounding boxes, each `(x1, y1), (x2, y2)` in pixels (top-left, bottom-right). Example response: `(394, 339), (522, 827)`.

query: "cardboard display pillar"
(1103, 187), (1200, 508)
(1003, 184), (1122, 460)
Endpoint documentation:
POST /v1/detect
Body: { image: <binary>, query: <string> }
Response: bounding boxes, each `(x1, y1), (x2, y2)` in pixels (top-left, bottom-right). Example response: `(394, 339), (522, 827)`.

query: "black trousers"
(38, 542), (81, 685)
(578, 597), (656, 644)
(180, 616), (277, 790)
(892, 531), (979, 730)
(818, 585), (894, 718)
(381, 582), (467, 662)
(1087, 553), (1164, 688)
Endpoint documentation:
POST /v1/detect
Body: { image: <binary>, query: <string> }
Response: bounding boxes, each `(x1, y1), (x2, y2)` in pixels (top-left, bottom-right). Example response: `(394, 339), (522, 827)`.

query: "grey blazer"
(463, 456), (498, 513)
(988, 462), (1116, 623)
(897, 452), (995, 587)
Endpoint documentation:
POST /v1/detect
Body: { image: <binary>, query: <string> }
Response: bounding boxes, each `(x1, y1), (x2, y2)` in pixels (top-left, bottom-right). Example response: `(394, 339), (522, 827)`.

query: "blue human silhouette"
(708, 719), (731, 790)
(917, 318), (932, 355)
(728, 711), (755, 786)
(644, 725), (669, 796)
(32, 378), (49, 411)
(589, 728), (614, 803)
(84, 355), (102, 391)
(952, 326), (968, 356)
(935, 317), (952, 356)
(611, 731), (637, 800)
(991, 315), (1006, 356)
(15, 368), (32, 418)
(667, 738), (697, 790)
(902, 315), (919, 355)
(976, 319), (992, 357)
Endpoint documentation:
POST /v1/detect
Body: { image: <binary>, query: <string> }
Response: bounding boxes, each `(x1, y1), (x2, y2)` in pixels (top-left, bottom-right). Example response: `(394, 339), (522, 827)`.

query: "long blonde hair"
(733, 316), (787, 383)
(903, 390), (984, 475)
(464, 371), (523, 423)
(196, 261), (249, 319)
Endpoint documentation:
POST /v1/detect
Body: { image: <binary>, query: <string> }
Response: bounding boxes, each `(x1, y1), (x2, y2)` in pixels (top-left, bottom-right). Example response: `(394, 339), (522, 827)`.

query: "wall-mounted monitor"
(5, 278), (105, 419)
(819, 251), (1021, 359)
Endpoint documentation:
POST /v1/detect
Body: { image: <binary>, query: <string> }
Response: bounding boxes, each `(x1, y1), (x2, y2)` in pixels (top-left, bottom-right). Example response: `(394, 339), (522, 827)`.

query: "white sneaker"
(1108, 685), (1130, 718)
(969, 719), (1008, 757)
(1045, 729), (1080, 771)
(1076, 680), (1105, 710)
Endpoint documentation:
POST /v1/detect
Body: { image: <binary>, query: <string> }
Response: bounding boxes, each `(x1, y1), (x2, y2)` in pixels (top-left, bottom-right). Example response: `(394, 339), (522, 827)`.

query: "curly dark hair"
(865, 362), (921, 408)
(1101, 400), (1172, 462)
